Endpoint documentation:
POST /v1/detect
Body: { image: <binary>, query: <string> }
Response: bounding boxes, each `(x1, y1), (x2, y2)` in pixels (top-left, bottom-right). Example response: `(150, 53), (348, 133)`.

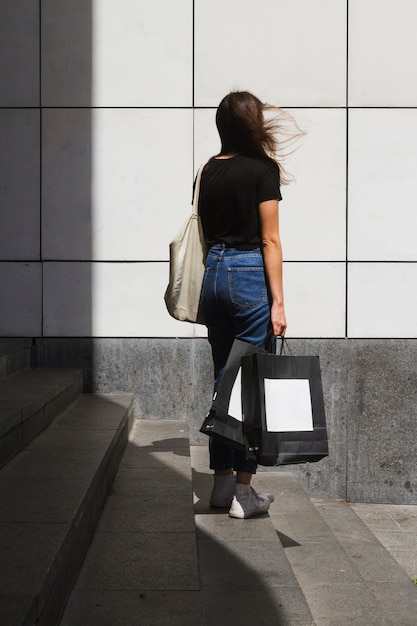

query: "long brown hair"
(215, 91), (303, 184)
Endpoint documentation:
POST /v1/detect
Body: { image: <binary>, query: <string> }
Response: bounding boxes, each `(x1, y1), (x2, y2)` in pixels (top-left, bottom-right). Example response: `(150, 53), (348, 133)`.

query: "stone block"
(36, 337), (417, 504)
(37, 338), (214, 444)
(347, 340), (417, 503)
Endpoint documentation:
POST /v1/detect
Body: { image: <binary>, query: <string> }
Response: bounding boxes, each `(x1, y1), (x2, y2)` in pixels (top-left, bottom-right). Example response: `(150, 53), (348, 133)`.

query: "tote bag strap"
(192, 163), (207, 216)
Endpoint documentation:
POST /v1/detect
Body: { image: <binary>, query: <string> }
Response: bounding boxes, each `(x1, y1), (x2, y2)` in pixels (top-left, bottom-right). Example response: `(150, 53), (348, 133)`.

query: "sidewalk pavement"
(346, 501), (417, 582)
(60, 421), (417, 625)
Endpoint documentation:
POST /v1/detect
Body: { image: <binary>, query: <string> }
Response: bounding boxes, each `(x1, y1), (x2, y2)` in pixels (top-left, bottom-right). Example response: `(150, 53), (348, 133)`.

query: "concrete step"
(258, 473), (417, 626)
(0, 392), (134, 626)
(60, 420), (202, 626)
(0, 368), (82, 468)
(0, 338), (32, 380)
(61, 422), (315, 626)
(59, 429), (417, 626)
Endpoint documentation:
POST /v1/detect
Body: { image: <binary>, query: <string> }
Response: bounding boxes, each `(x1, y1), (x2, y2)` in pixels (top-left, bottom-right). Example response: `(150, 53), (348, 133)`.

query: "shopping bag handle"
(265, 333), (291, 356)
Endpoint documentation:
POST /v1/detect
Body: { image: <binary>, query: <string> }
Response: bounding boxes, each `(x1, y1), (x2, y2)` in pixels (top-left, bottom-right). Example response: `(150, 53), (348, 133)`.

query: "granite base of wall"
(36, 338), (417, 505)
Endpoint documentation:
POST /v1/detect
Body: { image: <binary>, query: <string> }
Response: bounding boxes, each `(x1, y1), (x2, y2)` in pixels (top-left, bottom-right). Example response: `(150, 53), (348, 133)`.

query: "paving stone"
(195, 513), (278, 541)
(60, 590), (204, 626)
(28, 426), (120, 449)
(0, 369), (80, 399)
(52, 396), (133, 428)
(106, 466), (193, 496)
(0, 523), (66, 596)
(352, 501), (417, 535)
(96, 468), (195, 533)
(74, 531), (199, 591)
(284, 542), (363, 585)
(0, 594), (36, 626)
(130, 420), (190, 448)
(257, 471), (315, 514)
(120, 444), (191, 475)
(314, 500), (413, 583)
(367, 582), (417, 626)
(270, 509), (334, 543)
(201, 585), (314, 626)
(360, 530), (417, 554)
(0, 477), (89, 523)
(386, 550), (417, 579)
(0, 444), (111, 478)
(300, 582), (380, 626)
(197, 535), (299, 589)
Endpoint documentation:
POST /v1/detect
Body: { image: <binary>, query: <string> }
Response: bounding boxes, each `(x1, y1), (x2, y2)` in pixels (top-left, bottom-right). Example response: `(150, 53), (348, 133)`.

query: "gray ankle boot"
(229, 483), (274, 519)
(210, 474), (236, 508)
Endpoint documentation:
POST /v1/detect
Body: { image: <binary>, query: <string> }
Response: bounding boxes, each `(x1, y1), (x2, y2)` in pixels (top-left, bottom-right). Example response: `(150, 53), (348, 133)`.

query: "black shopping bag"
(241, 350), (328, 466)
(200, 339), (267, 449)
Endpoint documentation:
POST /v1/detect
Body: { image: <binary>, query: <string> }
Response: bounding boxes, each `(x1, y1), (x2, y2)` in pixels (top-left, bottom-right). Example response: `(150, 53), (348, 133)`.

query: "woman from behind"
(198, 90), (301, 519)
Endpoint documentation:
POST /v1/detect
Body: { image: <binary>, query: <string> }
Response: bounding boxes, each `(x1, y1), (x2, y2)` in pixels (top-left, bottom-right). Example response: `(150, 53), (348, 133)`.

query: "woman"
(198, 91), (298, 519)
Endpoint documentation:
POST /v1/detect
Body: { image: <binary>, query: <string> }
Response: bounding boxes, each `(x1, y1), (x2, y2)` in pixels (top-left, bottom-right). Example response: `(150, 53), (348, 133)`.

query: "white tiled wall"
(1, 0), (417, 338)
(194, 107), (347, 262)
(274, 109), (347, 263)
(43, 262), (204, 337)
(0, 109), (40, 260)
(284, 263), (346, 338)
(349, 0), (417, 107)
(348, 264), (417, 338)
(42, 108), (193, 260)
(42, 0), (192, 107)
(194, 0), (347, 107)
(348, 108), (417, 262)
(0, 263), (42, 336)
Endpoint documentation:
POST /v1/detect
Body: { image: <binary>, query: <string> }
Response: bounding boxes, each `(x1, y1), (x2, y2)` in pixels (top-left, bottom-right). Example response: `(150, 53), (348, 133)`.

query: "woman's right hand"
(271, 302), (287, 337)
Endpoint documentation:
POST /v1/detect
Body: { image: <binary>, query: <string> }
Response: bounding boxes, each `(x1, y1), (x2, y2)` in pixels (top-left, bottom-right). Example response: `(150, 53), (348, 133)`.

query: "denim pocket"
(228, 267), (267, 308)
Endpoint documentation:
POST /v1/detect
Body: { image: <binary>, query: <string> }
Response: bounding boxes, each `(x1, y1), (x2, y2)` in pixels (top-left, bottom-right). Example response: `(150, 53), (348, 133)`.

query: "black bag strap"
(192, 163), (205, 216)
(278, 337), (291, 355)
(265, 333), (291, 356)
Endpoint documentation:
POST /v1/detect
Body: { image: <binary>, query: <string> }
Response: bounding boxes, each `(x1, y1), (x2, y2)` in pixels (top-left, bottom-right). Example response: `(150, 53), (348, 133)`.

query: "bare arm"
(259, 199), (287, 337)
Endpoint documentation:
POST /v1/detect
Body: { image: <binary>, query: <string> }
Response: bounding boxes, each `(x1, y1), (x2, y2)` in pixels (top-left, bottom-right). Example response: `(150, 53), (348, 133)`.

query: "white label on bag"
(264, 379), (313, 432)
(228, 367), (243, 422)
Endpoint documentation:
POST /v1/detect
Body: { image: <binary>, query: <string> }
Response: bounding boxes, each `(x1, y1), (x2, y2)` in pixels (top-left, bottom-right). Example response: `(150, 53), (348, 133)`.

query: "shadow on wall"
(0, 3), (96, 348)
(41, 2), (93, 345)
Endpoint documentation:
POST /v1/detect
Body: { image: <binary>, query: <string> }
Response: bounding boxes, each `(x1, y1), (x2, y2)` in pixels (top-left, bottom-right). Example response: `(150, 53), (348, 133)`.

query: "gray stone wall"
(36, 338), (417, 505)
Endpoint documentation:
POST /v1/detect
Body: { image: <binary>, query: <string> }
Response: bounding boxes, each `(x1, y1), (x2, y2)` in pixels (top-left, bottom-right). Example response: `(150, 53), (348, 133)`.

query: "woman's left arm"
(259, 199), (287, 337)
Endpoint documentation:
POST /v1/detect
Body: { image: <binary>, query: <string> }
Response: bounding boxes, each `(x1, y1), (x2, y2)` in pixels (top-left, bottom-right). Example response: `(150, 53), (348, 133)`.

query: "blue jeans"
(201, 244), (271, 474)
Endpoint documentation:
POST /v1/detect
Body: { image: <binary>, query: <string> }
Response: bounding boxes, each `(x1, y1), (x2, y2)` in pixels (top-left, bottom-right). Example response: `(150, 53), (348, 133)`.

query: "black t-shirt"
(197, 155), (282, 246)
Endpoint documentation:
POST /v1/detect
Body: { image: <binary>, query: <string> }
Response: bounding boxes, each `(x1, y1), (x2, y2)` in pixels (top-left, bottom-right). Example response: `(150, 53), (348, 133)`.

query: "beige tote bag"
(164, 163), (207, 324)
